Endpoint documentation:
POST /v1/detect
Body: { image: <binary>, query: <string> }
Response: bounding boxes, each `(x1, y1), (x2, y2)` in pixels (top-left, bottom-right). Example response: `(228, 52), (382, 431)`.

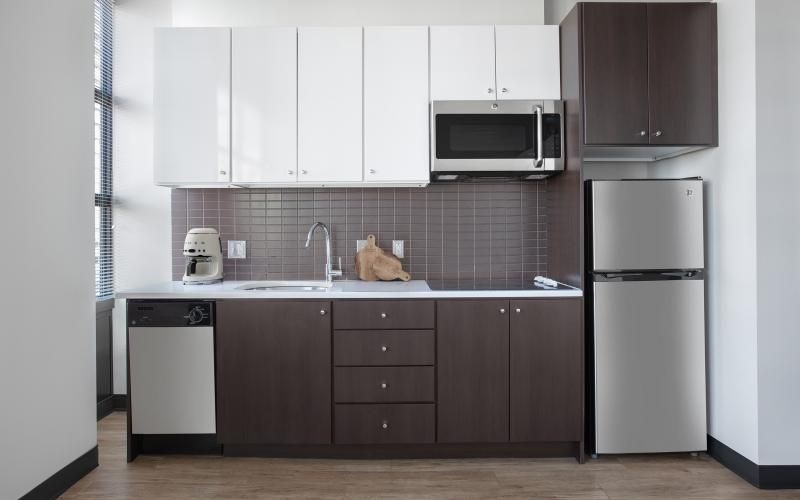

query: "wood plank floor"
(62, 412), (799, 499)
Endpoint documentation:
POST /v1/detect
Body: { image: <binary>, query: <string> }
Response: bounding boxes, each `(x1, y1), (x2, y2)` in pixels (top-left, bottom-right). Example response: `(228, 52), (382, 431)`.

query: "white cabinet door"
(364, 27), (429, 185)
(232, 27), (297, 184)
(430, 26), (496, 101)
(495, 25), (561, 100)
(298, 27), (362, 184)
(154, 28), (231, 185)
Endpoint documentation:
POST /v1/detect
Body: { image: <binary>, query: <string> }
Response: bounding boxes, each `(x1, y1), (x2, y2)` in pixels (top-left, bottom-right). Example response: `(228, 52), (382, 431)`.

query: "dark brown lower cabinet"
(510, 299), (583, 442)
(437, 298), (582, 446)
(335, 404), (435, 444)
(216, 300), (332, 445)
(437, 300), (510, 443)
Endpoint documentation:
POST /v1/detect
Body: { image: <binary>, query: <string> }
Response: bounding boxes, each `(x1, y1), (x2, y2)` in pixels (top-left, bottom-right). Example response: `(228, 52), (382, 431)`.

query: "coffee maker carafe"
(183, 228), (223, 284)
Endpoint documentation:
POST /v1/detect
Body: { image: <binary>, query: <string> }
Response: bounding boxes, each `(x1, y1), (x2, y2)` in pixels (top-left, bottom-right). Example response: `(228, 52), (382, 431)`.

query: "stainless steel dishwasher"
(128, 301), (216, 435)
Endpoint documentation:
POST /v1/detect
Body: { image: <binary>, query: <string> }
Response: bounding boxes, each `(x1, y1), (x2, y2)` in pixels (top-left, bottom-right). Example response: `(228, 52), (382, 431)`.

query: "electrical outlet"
(356, 239), (367, 252)
(392, 240), (404, 259)
(227, 240), (247, 259)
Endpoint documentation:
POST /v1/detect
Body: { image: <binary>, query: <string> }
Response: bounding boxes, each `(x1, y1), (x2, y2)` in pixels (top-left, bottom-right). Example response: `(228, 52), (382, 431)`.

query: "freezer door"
(591, 180), (704, 271)
(594, 279), (706, 454)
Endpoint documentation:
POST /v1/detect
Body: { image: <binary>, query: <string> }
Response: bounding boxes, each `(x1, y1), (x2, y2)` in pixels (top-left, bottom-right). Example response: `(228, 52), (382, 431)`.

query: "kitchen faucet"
(305, 222), (343, 283)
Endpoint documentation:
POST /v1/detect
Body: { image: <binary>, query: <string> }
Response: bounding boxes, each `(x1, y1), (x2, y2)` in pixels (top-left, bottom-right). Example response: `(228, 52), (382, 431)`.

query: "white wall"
(171, 0), (544, 26)
(754, 0), (800, 466)
(112, 0), (174, 394)
(653, 0), (760, 462)
(0, 1), (97, 498)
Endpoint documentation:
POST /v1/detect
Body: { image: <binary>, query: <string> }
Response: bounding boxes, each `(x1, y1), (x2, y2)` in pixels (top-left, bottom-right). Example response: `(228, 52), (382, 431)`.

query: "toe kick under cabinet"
(214, 297), (583, 459)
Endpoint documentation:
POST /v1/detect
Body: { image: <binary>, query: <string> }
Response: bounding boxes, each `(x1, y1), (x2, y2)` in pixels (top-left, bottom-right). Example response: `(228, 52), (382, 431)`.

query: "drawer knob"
(515, 308), (521, 313)
(381, 420), (389, 430)
(320, 309), (327, 316)
(380, 345), (389, 353)
(499, 308), (506, 315)
(380, 382), (388, 390)
(380, 312), (387, 319)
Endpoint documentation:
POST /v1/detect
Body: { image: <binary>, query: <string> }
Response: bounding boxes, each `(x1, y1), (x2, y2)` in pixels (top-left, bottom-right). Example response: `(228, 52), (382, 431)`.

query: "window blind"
(94, 0), (113, 299)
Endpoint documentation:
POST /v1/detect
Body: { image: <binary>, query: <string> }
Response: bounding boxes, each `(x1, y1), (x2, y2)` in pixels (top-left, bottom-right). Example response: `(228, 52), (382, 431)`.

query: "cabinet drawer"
(334, 330), (434, 366)
(335, 367), (434, 403)
(335, 404), (435, 444)
(334, 300), (435, 330)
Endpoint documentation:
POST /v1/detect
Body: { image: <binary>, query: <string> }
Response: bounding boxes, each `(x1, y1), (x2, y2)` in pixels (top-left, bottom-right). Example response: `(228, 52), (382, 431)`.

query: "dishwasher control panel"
(128, 301), (214, 327)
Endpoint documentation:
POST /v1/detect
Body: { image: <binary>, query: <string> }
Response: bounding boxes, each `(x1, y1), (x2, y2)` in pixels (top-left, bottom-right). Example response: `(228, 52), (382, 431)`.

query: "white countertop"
(116, 280), (583, 300)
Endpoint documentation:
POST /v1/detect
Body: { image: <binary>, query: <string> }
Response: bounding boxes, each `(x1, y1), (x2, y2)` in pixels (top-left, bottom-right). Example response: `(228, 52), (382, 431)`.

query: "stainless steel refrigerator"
(588, 179), (707, 455)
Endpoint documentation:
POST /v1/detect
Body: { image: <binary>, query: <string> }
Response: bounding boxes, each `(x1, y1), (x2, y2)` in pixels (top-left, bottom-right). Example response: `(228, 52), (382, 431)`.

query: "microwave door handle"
(534, 105), (544, 168)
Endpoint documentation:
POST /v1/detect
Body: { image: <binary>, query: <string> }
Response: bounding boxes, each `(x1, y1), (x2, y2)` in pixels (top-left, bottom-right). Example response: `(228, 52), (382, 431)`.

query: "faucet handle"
(330, 257), (343, 277)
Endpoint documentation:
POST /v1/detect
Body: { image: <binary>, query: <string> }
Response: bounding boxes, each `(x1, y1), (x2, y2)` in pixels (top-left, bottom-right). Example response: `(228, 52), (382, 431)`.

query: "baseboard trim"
(707, 435), (760, 487)
(224, 441), (580, 460)
(708, 435), (800, 489)
(132, 434), (220, 457)
(97, 397), (114, 421)
(20, 446), (98, 500)
(112, 394), (127, 411)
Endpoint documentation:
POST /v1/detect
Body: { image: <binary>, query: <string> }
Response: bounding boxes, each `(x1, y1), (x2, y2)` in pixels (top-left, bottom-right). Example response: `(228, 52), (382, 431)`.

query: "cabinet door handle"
(501, 88), (509, 93)
(381, 420), (389, 430)
(380, 345), (389, 353)
(515, 308), (521, 314)
(499, 308), (506, 315)
(380, 381), (388, 390)
(369, 169), (376, 174)
(219, 170), (227, 176)
(487, 88), (494, 94)
(653, 130), (663, 137)
(301, 169), (308, 175)
(287, 169), (294, 175)
(319, 309), (327, 316)
(639, 130), (647, 137)
(380, 312), (387, 319)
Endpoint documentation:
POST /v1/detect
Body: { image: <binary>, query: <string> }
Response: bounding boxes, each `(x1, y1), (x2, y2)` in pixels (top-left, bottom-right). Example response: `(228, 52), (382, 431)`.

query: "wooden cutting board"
(354, 234), (411, 282)
(373, 253), (411, 282)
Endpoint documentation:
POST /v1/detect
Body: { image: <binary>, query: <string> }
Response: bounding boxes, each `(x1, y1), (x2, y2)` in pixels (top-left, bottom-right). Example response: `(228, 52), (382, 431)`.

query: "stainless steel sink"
(235, 281), (332, 292)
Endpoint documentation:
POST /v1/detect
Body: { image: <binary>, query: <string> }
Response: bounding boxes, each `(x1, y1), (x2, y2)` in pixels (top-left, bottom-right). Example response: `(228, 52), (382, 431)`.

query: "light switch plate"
(356, 239), (367, 252)
(392, 240), (404, 259)
(227, 240), (246, 259)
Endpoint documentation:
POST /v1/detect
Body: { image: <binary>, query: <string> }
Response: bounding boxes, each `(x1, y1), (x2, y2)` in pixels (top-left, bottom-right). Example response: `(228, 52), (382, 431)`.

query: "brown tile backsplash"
(172, 182), (548, 287)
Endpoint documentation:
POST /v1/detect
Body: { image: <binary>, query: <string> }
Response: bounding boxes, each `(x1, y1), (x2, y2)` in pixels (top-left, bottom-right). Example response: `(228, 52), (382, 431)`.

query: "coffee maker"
(182, 228), (223, 284)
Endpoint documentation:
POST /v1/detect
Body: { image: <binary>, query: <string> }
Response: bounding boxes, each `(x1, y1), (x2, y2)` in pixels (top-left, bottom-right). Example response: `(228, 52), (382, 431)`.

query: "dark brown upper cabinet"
(575, 2), (718, 160)
(647, 3), (718, 146)
(215, 300), (332, 445)
(582, 3), (650, 146)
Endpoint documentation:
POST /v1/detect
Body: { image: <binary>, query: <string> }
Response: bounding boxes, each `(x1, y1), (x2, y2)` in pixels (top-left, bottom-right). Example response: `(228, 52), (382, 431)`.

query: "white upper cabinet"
(154, 28), (231, 185)
(231, 27), (297, 184)
(297, 27), (363, 184)
(495, 25), (561, 100)
(430, 26), (496, 101)
(364, 27), (430, 185)
(430, 25), (561, 102)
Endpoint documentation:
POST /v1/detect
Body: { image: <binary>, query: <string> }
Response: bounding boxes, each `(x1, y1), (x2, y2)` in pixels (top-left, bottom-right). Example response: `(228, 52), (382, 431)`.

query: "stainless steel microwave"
(431, 100), (564, 180)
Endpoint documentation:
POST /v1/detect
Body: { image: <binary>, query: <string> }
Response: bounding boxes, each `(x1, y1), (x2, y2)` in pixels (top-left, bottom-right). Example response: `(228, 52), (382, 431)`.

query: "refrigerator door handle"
(594, 270), (704, 282)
